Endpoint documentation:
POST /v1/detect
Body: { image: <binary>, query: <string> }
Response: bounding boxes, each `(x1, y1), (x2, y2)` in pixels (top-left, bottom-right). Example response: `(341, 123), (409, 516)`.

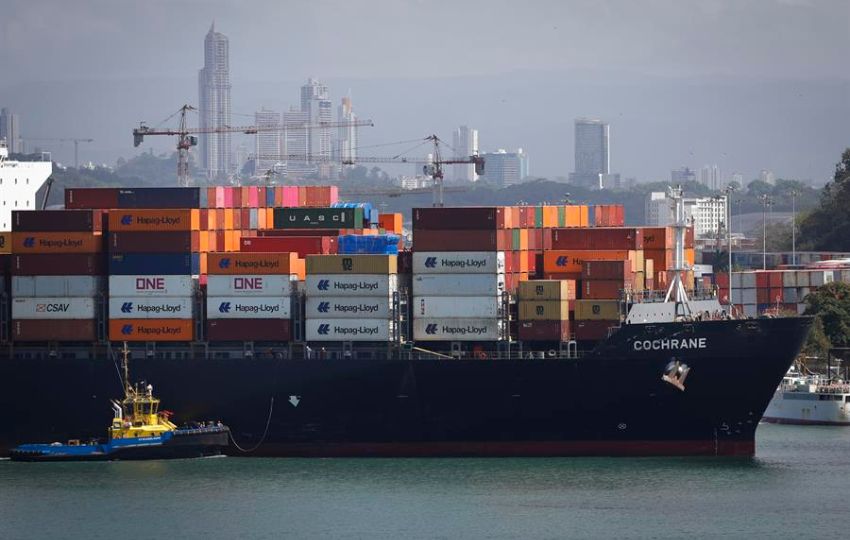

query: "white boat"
(0, 139), (52, 231)
(763, 369), (850, 426)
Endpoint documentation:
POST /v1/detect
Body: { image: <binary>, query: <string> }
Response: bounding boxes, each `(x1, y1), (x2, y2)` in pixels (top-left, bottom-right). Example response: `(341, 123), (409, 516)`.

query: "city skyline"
(198, 22), (232, 179)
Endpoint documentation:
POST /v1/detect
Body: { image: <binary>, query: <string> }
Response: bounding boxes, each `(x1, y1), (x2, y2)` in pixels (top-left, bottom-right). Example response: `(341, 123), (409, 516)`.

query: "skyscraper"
(337, 96), (357, 164)
(569, 118), (609, 188)
(0, 108), (22, 154)
(699, 165), (722, 190)
(481, 148), (529, 187)
(282, 107), (311, 179)
(254, 108), (282, 176)
(301, 78), (332, 178)
(452, 126), (479, 182)
(198, 23), (232, 180)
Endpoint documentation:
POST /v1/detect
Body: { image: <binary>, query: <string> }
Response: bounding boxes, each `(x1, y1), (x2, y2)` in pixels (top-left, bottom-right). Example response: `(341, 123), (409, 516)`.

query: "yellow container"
(518, 279), (576, 301)
(519, 300), (570, 321)
(574, 299), (620, 321)
(0, 232), (11, 253)
(306, 254), (398, 275)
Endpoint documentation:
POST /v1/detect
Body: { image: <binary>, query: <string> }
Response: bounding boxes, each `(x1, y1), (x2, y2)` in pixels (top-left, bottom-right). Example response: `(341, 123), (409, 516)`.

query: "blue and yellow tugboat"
(10, 344), (230, 462)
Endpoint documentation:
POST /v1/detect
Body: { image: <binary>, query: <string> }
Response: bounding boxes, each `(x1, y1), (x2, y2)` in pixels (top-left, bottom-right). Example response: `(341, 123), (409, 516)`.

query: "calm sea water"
(2, 424), (849, 540)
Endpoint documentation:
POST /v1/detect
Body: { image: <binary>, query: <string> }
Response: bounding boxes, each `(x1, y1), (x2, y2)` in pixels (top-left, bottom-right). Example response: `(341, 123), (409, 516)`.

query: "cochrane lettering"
(633, 337), (707, 351)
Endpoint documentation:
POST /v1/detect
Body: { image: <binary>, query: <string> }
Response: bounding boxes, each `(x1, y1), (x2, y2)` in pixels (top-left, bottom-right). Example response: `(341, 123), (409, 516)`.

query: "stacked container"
(107, 209), (197, 341)
(206, 252), (300, 341)
(717, 269), (837, 317)
(573, 299), (621, 341)
(517, 280), (574, 342)
(10, 210), (104, 341)
(304, 254), (397, 341)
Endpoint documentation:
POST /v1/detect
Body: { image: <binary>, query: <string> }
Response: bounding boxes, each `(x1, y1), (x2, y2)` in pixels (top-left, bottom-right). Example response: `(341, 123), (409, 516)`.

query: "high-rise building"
(671, 166), (696, 184)
(569, 118), (609, 188)
(645, 191), (727, 237)
(198, 23), (232, 180)
(254, 108), (282, 176)
(337, 96), (357, 164)
(282, 107), (312, 179)
(645, 192), (672, 226)
(452, 126), (479, 182)
(759, 169), (776, 185)
(0, 108), (22, 154)
(301, 78), (332, 178)
(481, 148), (529, 187)
(699, 165), (722, 190)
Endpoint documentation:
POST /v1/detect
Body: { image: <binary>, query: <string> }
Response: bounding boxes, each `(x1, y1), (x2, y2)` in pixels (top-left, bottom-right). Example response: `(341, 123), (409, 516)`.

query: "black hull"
(0, 318), (811, 457)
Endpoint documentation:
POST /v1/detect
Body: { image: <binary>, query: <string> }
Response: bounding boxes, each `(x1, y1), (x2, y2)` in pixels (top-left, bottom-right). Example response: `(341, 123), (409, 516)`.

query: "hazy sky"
(2, 0), (848, 182)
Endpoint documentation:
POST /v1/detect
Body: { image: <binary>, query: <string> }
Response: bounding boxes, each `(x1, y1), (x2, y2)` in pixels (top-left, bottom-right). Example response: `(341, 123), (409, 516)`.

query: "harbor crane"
(132, 104), (373, 187)
(23, 137), (94, 169)
(254, 135), (484, 207)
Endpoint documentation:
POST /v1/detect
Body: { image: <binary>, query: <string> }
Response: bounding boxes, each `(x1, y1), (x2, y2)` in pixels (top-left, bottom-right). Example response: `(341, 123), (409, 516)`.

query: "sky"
(1, 0), (848, 183)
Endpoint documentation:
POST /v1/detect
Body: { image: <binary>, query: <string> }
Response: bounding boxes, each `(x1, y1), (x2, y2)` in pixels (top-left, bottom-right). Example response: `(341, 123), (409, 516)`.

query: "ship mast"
(663, 185), (693, 316)
(121, 341), (132, 399)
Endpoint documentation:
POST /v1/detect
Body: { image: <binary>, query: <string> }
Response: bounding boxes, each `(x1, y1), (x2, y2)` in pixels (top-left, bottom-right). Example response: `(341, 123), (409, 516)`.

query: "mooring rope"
(228, 397), (275, 453)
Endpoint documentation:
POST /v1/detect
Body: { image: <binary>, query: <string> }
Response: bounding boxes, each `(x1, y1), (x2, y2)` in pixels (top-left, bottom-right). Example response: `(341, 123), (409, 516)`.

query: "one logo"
(121, 324), (134, 335)
(317, 301), (330, 313)
(23, 237), (35, 248)
(424, 257), (437, 268)
(317, 323), (330, 335)
(342, 257), (353, 272)
(218, 258), (231, 269)
(120, 215), (133, 226)
(425, 323), (438, 335)
(121, 302), (133, 313)
(555, 256), (568, 267)
(317, 279), (330, 291)
(218, 302), (231, 313)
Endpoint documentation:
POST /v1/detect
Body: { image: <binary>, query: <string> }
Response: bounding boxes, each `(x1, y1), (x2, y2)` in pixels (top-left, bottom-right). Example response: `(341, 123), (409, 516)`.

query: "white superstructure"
(0, 140), (52, 231)
(763, 370), (850, 426)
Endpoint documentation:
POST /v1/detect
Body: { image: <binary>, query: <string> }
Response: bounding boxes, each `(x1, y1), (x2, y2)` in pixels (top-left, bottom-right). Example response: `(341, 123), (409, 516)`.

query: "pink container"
(223, 187), (234, 208)
(282, 186), (299, 207)
(248, 186), (259, 208)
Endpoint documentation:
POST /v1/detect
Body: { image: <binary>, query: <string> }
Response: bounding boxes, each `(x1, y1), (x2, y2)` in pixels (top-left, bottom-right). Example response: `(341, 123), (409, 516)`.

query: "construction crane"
(132, 104), (374, 187)
(23, 137), (94, 169)
(254, 135), (484, 207)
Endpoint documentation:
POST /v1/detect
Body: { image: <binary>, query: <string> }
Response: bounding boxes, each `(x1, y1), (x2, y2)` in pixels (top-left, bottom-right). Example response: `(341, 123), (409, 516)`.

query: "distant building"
(198, 23), (232, 180)
(671, 166), (696, 184)
(233, 143), (250, 176)
(0, 107), (22, 154)
(599, 173), (621, 190)
(481, 148), (529, 187)
(645, 191), (727, 237)
(569, 118), (609, 188)
(301, 78), (333, 179)
(254, 108), (282, 175)
(730, 172), (744, 187)
(282, 107), (312, 178)
(699, 165), (721, 190)
(336, 96), (357, 164)
(645, 192), (673, 226)
(759, 169), (776, 185)
(452, 126), (479, 182)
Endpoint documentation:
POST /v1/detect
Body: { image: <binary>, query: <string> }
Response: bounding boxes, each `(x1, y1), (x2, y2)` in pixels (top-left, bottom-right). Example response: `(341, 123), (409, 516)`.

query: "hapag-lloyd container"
(412, 318), (503, 341)
(542, 250), (635, 274)
(412, 251), (505, 274)
(107, 209), (199, 231)
(12, 297), (96, 319)
(206, 297), (291, 319)
(207, 252), (301, 275)
(412, 274), (506, 296)
(12, 254), (105, 276)
(108, 319), (194, 342)
(108, 275), (195, 297)
(108, 297), (194, 320)
(12, 276), (104, 297)
(13, 319), (97, 341)
(206, 274), (298, 296)
(305, 274), (397, 297)
(305, 319), (394, 341)
(306, 254), (397, 275)
(414, 296), (500, 318)
(207, 319), (292, 341)
(12, 232), (103, 254)
(13, 210), (103, 232)
(305, 296), (391, 319)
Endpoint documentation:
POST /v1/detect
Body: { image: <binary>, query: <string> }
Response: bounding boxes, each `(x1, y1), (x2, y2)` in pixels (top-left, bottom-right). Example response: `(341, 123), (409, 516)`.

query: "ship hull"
(0, 317), (811, 457)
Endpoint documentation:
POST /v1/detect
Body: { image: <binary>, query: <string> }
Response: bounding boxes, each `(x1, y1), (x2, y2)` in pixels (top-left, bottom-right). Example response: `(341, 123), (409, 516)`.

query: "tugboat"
(10, 344), (230, 461)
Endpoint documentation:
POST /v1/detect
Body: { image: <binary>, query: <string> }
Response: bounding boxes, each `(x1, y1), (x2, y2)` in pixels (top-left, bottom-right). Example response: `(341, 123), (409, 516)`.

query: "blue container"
(337, 234), (399, 255)
(117, 188), (201, 209)
(199, 188), (209, 208)
(109, 253), (200, 275)
(587, 206), (596, 227)
(265, 188), (276, 207)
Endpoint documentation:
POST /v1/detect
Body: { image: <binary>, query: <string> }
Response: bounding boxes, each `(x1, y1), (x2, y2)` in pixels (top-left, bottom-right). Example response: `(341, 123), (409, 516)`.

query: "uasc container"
(273, 207), (363, 229)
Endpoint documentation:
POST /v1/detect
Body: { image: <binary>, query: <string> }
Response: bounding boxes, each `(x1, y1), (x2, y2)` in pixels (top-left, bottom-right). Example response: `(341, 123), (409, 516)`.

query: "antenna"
(663, 185), (692, 314)
(121, 341), (131, 398)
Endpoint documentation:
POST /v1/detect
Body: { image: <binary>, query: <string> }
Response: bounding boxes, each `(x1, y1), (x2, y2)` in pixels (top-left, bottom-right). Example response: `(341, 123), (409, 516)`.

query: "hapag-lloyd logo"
(122, 215), (183, 227)
(633, 337), (707, 351)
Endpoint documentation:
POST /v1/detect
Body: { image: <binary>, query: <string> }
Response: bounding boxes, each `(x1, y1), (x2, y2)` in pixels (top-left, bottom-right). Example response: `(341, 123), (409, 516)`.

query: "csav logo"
(317, 279), (330, 291)
(218, 258), (231, 269)
(425, 323), (438, 335)
(342, 257), (353, 272)
(120, 215), (133, 226)
(317, 301), (330, 313)
(121, 302), (134, 314)
(317, 323), (330, 335)
(121, 324), (134, 335)
(218, 302), (231, 314)
(555, 256), (569, 267)
(23, 237), (35, 248)
(424, 257), (437, 269)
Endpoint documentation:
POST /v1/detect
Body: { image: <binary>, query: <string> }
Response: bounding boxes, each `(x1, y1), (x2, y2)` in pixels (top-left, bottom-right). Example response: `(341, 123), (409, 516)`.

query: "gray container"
(12, 276), (104, 297)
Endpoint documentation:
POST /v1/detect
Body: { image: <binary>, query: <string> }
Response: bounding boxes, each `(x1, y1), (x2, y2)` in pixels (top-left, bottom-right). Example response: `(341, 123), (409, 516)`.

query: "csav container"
(412, 274), (506, 297)
(108, 319), (194, 342)
(108, 297), (194, 319)
(12, 297), (96, 320)
(108, 275), (195, 297)
(206, 319), (292, 342)
(412, 251), (505, 274)
(304, 274), (397, 297)
(206, 297), (291, 319)
(12, 276), (104, 297)
(305, 296), (391, 319)
(305, 319), (394, 342)
(412, 318), (503, 341)
(414, 296), (500, 318)
(206, 274), (298, 297)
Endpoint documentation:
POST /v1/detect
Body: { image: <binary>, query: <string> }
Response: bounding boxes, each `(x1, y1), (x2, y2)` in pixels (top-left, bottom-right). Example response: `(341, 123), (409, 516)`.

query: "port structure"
(132, 104), (374, 187)
(22, 137), (94, 169)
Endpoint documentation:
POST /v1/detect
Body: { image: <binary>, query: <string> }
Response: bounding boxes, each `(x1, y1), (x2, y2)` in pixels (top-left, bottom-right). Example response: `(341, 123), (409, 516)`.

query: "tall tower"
(452, 126), (479, 182)
(300, 78), (332, 178)
(0, 108), (22, 154)
(570, 118), (609, 188)
(198, 23), (232, 181)
(254, 108), (282, 176)
(337, 96), (358, 164)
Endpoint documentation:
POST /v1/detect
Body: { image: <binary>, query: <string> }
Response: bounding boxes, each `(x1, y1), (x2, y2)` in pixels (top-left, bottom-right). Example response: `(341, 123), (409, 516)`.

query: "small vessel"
(763, 367), (850, 426)
(10, 344), (230, 461)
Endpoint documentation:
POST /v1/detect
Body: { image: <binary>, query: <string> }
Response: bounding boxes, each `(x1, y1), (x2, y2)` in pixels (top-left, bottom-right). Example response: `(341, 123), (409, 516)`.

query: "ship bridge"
(0, 141), (52, 231)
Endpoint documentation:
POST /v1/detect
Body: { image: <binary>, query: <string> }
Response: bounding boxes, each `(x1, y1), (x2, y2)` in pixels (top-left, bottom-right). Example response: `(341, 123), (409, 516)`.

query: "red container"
(574, 320), (612, 341)
(641, 227), (673, 250)
(64, 188), (119, 209)
(412, 207), (506, 230)
(206, 319), (291, 341)
(109, 231), (197, 253)
(240, 236), (336, 256)
(550, 228), (644, 250)
(517, 320), (570, 342)
(13, 210), (103, 232)
(413, 230), (507, 251)
(756, 288), (770, 304)
(582, 260), (631, 281)
(715, 273), (730, 289)
(685, 226), (694, 249)
(13, 319), (97, 341)
(755, 272), (770, 289)
(769, 272), (783, 288)
(12, 253), (105, 275)
(258, 229), (341, 237)
(397, 251), (413, 274)
(768, 288), (784, 303)
(582, 280), (624, 300)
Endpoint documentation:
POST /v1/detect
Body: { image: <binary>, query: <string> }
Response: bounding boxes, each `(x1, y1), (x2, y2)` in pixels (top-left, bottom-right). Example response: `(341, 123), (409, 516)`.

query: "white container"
(109, 275), (195, 297)
(797, 303), (806, 315)
(206, 274), (298, 297)
(740, 272), (756, 289)
(207, 296), (291, 319)
(743, 304), (757, 318)
(305, 274), (397, 297)
(306, 319), (394, 341)
(795, 271), (810, 287)
(305, 296), (391, 319)
(731, 289), (744, 304)
(413, 295), (500, 318)
(12, 276), (104, 297)
(810, 271), (826, 287)
(741, 289), (757, 305)
(841, 270), (850, 283)
(412, 274), (505, 297)
(12, 297), (96, 320)
(413, 318), (503, 341)
(731, 273), (744, 288)
(782, 271), (796, 288)
(109, 297), (193, 319)
(412, 251), (504, 274)
(783, 287), (798, 303)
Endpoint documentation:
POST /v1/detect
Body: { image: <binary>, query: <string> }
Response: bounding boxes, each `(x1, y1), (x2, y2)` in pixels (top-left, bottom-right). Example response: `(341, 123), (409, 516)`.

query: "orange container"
(378, 213), (403, 233)
(200, 252), (208, 274)
(542, 206), (557, 228)
(12, 232), (103, 253)
(108, 209), (199, 231)
(109, 319), (194, 342)
(580, 205), (589, 227)
(565, 206), (581, 227)
(543, 250), (633, 274)
(207, 252), (301, 275)
(0, 231), (11, 253)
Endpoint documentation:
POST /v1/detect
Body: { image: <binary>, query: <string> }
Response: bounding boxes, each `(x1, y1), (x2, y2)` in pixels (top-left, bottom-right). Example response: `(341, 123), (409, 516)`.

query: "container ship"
(0, 178), (813, 457)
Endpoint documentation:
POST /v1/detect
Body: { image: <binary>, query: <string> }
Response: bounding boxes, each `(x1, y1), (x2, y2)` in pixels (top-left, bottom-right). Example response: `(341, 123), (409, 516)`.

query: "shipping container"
(517, 280), (575, 301)
(306, 319), (394, 341)
(574, 320), (613, 341)
(206, 274), (298, 296)
(13, 254), (105, 276)
(108, 319), (194, 341)
(550, 227), (644, 250)
(412, 274), (506, 296)
(574, 299), (620, 321)
(13, 319), (97, 341)
(64, 188), (119, 209)
(108, 253), (199, 275)
(582, 280), (625, 300)
(413, 295), (499, 318)
(0, 232), (10, 254)
(305, 296), (391, 319)
(518, 300), (570, 321)
(207, 252), (301, 275)
(108, 231), (197, 253)
(108, 297), (193, 319)
(306, 254), (397, 275)
(273, 207), (363, 229)
(241, 236), (337, 257)
(581, 260), (631, 281)
(517, 320), (570, 342)
(116, 187), (200, 209)
(206, 318), (292, 342)
(107, 209), (199, 232)
(108, 275), (195, 297)
(304, 274), (397, 297)
(13, 210), (103, 232)
(12, 232), (103, 254)
(412, 318), (503, 341)
(412, 207), (505, 230)
(542, 250), (634, 274)
(641, 227), (674, 250)
(413, 229), (507, 251)
(411, 251), (504, 274)
(12, 297), (96, 319)
(12, 276), (104, 297)
(206, 296), (291, 319)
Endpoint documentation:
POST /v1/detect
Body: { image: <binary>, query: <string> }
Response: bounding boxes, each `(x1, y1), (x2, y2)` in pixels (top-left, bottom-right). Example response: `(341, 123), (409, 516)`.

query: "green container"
(273, 207), (364, 229)
(557, 206), (566, 227)
(534, 207), (544, 228)
(512, 229), (520, 250)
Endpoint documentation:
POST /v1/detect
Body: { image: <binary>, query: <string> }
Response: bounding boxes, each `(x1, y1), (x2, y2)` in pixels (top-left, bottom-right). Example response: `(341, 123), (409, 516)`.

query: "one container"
(108, 231), (197, 253)
(412, 318), (503, 341)
(107, 209), (199, 231)
(305, 296), (391, 319)
(108, 275), (195, 297)
(305, 319), (394, 341)
(518, 300), (570, 321)
(11, 276), (104, 297)
(12, 297), (96, 319)
(13, 254), (105, 276)
(12, 232), (103, 254)
(13, 210), (103, 232)
(412, 274), (506, 297)
(574, 299), (620, 321)
(273, 207), (363, 229)
(304, 275), (398, 297)
(412, 207), (505, 230)
(206, 297), (291, 319)
(207, 252), (301, 275)
(517, 280), (575, 301)
(411, 251), (505, 274)
(108, 297), (194, 319)
(414, 296), (499, 318)
(13, 319), (97, 341)
(306, 254), (397, 275)
(517, 320), (570, 342)
(206, 319), (292, 341)
(206, 274), (298, 296)
(108, 319), (194, 341)
(108, 253), (199, 275)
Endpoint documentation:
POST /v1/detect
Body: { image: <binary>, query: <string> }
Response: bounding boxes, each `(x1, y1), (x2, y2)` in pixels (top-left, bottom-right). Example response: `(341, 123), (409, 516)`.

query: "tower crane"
(254, 135), (484, 207)
(132, 104), (373, 187)
(23, 137), (94, 169)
